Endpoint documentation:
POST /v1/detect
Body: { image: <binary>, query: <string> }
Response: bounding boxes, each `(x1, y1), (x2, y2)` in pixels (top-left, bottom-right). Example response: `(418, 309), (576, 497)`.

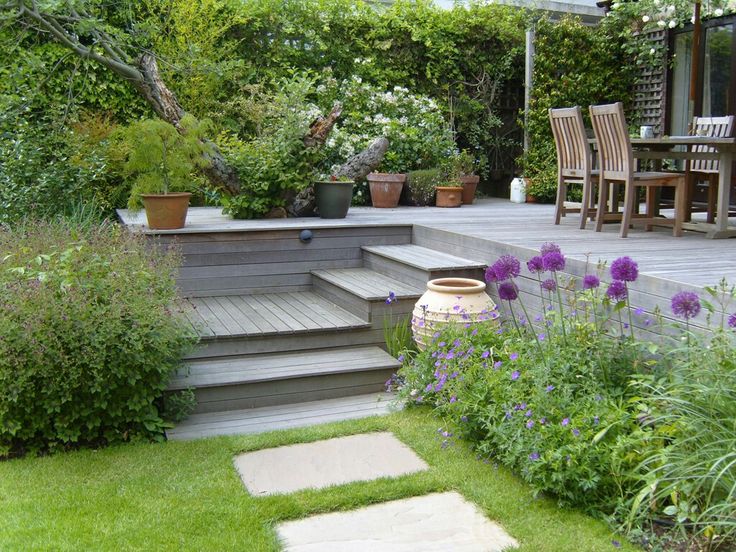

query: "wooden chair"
(686, 115), (734, 223)
(589, 102), (686, 238)
(548, 106), (597, 229)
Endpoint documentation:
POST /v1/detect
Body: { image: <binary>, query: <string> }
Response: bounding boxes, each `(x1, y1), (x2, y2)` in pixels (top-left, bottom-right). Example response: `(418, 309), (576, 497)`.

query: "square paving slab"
(233, 432), (428, 496)
(277, 491), (519, 551)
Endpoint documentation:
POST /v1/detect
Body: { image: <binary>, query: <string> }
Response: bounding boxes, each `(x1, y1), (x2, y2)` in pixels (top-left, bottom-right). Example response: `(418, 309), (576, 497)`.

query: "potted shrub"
(314, 175), (354, 219)
(367, 172), (406, 208)
(125, 115), (212, 230)
(454, 150), (480, 205)
(404, 169), (442, 206)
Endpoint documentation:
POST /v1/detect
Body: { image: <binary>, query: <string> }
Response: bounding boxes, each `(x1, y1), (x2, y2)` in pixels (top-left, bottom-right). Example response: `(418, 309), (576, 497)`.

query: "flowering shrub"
(395, 243), (736, 546)
(0, 221), (197, 457)
(321, 76), (457, 175)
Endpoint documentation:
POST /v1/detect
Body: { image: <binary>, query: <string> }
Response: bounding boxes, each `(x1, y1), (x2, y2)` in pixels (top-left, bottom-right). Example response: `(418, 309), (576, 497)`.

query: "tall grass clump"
(0, 221), (197, 457)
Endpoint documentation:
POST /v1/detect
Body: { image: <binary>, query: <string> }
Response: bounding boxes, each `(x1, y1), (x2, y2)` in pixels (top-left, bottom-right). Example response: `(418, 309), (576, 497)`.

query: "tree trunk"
(304, 103), (342, 148)
(288, 137), (390, 217)
(135, 54), (241, 195)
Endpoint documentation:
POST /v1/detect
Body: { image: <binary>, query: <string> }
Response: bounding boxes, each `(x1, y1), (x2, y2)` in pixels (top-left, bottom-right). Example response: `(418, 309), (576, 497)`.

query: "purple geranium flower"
(492, 255), (521, 280)
(671, 291), (701, 320)
(572, 428), (580, 437)
(610, 256), (639, 282)
(545, 384), (555, 392)
(529, 452), (540, 461)
(541, 278), (556, 292)
(582, 274), (600, 289)
(526, 420), (535, 429)
(729, 313), (736, 328)
(511, 370), (520, 380)
(493, 360), (502, 369)
(527, 255), (544, 273)
(542, 251), (565, 272)
(385, 291), (396, 304)
(606, 280), (627, 302)
(498, 281), (518, 301)
(540, 242), (561, 255)
(561, 417), (570, 426)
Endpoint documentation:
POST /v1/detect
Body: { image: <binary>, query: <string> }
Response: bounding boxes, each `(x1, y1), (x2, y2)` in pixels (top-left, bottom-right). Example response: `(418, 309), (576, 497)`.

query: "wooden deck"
(120, 199), (736, 288)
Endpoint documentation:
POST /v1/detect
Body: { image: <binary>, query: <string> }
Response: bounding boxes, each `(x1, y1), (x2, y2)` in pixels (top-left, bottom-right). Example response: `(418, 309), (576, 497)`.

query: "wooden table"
(630, 136), (736, 239)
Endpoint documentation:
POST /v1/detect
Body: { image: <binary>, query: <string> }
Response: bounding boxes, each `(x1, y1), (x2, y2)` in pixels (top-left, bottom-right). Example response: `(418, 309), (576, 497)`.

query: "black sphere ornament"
(299, 229), (313, 244)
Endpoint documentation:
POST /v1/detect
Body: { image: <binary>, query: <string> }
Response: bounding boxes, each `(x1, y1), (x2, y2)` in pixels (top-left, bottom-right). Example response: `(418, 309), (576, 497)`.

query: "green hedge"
(523, 17), (634, 202)
(0, 222), (197, 457)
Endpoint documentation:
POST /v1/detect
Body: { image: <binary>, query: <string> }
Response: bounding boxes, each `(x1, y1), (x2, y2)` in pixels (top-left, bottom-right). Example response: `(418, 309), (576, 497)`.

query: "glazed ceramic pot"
(141, 192), (191, 230)
(411, 277), (499, 350)
(435, 186), (463, 208)
(314, 180), (354, 219)
(367, 173), (406, 208)
(459, 175), (480, 205)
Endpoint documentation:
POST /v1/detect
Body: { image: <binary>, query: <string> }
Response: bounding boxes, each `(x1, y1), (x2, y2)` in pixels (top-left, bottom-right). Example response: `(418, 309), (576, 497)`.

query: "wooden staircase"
(165, 230), (485, 440)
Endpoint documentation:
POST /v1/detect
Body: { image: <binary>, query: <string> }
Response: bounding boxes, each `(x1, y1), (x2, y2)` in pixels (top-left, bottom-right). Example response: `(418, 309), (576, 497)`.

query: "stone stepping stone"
(277, 491), (519, 551)
(233, 432), (428, 496)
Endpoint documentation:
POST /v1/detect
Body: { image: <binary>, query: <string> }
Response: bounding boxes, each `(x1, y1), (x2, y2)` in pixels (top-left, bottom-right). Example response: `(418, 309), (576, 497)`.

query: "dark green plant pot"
(314, 180), (354, 219)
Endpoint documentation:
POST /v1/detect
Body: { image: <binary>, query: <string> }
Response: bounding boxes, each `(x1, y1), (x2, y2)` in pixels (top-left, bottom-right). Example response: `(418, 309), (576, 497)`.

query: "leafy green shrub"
(124, 115), (212, 209)
(0, 221), (197, 457)
(404, 169), (441, 206)
(321, 77), (457, 174)
(221, 77), (326, 218)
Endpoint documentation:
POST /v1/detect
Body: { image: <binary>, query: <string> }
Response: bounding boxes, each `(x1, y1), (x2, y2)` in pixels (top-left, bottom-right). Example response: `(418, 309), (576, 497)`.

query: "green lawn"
(0, 408), (637, 551)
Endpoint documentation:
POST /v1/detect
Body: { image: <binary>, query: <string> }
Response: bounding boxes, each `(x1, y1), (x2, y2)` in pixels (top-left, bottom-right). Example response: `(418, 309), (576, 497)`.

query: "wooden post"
(689, 0), (702, 119)
(524, 27), (536, 153)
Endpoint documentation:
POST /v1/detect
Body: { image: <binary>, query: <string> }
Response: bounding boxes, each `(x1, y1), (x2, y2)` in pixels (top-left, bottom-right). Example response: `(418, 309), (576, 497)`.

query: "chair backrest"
(548, 106), (591, 179)
(589, 102), (633, 181)
(690, 115), (735, 173)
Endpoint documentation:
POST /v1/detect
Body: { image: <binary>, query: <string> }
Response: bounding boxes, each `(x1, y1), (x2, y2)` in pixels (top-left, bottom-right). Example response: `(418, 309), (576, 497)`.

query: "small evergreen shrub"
(0, 221), (197, 457)
(404, 169), (442, 206)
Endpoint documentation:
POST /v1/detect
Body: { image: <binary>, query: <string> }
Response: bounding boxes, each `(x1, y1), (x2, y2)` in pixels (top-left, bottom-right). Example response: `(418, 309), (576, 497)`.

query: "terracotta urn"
(367, 173), (406, 208)
(411, 278), (499, 350)
(459, 175), (480, 205)
(141, 192), (191, 230)
(435, 186), (463, 208)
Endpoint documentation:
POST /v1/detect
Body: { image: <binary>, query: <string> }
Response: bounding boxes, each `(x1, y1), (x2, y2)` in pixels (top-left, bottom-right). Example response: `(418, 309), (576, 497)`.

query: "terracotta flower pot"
(367, 173), (406, 208)
(141, 192), (191, 230)
(411, 278), (499, 350)
(435, 186), (463, 208)
(459, 175), (480, 204)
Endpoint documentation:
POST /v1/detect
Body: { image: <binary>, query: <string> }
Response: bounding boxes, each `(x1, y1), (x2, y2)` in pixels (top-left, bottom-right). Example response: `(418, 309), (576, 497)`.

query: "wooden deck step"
(172, 346), (399, 413)
(185, 291), (369, 339)
(362, 244), (486, 286)
(166, 393), (396, 440)
(170, 346), (400, 390)
(311, 268), (423, 319)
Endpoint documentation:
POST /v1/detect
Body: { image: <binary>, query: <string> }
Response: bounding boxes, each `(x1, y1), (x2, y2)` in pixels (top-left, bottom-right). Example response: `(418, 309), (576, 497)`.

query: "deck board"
(186, 292), (369, 339)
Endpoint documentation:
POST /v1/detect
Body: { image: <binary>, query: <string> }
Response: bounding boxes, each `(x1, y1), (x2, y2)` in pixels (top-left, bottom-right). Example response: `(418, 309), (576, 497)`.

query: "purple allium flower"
(510, 353), (519, 361)
(540, 242), (561, 255)
(561, 417), (570, 426)
(526, 420), (535, 429)
(492, 255), (521, 280)
(610, 256), (639, 282)
(529, 452), (540, 461)
(498, 281), (518, 301)
(572, 428), (580, 437)
(541, 278), (556, 292)
(671, 291), (701, 320)
(545, 384), (555, 392)
(527, 255), (544, 273)
(511, 370), (520, 380)
(542, 251), (565, 272)
(729, 313), (736, 328)
(606, 280), (627, 302)
(484, 266), (498, 283)
(583, 274), (600, 290)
